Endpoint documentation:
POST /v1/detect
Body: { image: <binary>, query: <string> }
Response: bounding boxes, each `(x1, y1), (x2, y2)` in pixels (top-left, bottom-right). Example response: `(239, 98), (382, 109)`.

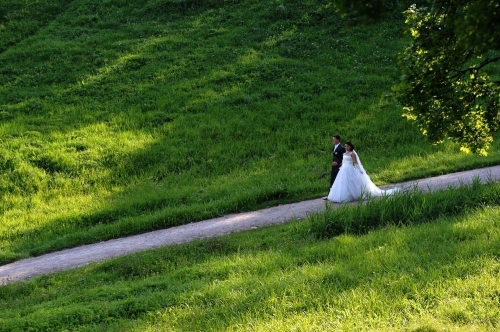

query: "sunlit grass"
(1, 184), (499, 331)
(1, 1), (499, 330)
(308, 178), (500, 238)
(1, 0), (500, 265)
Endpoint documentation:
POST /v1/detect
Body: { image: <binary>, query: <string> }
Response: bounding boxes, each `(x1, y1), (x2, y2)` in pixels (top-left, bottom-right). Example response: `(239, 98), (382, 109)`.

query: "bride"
(327, 141), (399, 202)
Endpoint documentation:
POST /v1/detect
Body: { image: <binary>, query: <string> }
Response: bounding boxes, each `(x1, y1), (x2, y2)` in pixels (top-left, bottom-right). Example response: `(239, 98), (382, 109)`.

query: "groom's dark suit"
(330, 143), (346, 187)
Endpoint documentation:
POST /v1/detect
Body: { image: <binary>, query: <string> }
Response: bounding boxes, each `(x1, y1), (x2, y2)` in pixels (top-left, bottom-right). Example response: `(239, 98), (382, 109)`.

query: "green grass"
(1, 182), (499, 331)
(309, 176), (500, 238)
(2, 1), (500, 330)
(2, 0), (499, 264)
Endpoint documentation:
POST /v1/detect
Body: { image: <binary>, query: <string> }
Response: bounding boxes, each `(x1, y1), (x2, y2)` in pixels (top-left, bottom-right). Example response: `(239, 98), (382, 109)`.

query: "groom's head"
(332, 135), (341, 145)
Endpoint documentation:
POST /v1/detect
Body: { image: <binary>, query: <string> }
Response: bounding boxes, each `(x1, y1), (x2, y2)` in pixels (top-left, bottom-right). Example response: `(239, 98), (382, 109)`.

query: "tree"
(333, 0), (500, 155)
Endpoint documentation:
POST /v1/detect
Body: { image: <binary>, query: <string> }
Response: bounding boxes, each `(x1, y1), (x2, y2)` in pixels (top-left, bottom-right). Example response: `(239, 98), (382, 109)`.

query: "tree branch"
(449, 56), (500, 80)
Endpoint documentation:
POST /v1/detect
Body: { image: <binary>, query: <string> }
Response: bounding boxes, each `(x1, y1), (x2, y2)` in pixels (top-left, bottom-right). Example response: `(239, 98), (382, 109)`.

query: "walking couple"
(323, 135), (399, 202)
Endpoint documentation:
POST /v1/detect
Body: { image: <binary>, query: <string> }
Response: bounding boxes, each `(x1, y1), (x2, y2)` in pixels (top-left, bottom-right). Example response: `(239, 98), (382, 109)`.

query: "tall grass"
(1, 0), (500, 264)
(0, 181), (499, 331)
(309, 177), (500, 238)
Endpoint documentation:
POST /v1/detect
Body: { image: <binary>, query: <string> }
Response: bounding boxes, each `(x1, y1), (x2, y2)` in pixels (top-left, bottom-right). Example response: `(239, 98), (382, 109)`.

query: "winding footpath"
(1, 165), (500, 285)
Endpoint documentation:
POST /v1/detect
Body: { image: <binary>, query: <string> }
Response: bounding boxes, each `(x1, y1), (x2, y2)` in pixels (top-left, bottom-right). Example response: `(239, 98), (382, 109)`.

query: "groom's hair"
(333, 135), (341, 140)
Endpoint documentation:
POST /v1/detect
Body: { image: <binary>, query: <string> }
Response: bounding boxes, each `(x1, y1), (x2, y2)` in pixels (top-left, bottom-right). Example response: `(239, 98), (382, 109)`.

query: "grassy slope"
(0, 0), (499, 264)
(0, 192), (499, 331)
(1, 2), (500, 330)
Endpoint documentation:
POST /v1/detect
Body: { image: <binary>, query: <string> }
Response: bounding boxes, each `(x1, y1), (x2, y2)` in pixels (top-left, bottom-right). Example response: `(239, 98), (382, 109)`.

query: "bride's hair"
(345, 141), (355, 150)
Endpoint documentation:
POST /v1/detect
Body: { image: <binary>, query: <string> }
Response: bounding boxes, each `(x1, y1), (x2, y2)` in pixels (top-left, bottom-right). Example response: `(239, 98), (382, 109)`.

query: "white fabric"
(327, 151), (399, 202)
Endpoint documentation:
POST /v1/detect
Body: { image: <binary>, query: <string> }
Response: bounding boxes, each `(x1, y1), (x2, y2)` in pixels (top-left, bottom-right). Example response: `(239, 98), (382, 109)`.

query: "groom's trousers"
(330, 165), (340, 188)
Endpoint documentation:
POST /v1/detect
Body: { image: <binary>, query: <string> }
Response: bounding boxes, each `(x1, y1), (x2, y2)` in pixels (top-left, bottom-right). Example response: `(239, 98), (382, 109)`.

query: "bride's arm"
(351, 152), (364, 174)
(351, 152), (358, 165)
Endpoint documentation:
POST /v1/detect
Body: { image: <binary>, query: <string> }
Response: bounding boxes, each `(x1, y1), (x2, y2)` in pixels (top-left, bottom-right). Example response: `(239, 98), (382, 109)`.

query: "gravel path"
(1, 165), (499, 285)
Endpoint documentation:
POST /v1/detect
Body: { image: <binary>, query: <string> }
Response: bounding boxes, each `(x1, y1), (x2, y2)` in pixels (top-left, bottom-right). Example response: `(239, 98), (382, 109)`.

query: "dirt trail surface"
(1, 165), (499, 285)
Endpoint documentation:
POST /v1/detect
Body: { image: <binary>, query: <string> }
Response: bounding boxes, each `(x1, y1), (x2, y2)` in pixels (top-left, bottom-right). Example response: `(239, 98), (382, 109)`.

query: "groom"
(323, 135), (345, 200)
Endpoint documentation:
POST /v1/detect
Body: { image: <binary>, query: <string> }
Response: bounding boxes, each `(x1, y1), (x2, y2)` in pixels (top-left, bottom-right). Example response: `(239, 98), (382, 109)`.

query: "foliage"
(330, 0), (423, 21)
(332, 0), (500, 154)
(396, 0), (500, 155)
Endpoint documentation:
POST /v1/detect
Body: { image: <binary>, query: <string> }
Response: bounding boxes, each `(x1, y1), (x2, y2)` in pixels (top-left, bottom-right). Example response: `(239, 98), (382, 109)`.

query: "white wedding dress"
(327, 151), (399, 202)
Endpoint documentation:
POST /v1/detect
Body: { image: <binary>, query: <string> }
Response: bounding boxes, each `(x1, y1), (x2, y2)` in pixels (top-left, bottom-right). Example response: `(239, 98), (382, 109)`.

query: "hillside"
(1, 0), (499, 264)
